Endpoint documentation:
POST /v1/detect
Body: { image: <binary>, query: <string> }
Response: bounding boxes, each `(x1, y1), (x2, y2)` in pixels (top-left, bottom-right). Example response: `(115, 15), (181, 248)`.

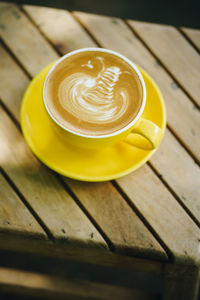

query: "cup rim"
(43, 47), (146, 139)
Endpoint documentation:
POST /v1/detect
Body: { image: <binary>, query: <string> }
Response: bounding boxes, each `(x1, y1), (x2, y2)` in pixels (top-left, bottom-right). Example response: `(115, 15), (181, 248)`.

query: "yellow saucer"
(20, 62), (167, 182)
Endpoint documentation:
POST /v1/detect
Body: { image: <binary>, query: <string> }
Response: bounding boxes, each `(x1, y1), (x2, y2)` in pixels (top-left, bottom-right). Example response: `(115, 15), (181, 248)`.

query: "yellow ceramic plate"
(20, 62), (167, 182)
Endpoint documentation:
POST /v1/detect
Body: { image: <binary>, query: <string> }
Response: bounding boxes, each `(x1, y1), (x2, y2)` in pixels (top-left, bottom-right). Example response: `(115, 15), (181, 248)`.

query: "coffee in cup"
(43, 48), (162, 149)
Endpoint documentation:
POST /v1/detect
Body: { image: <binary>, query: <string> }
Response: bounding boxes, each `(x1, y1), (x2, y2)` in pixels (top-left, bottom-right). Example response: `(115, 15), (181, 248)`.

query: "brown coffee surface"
(44, 50), (143, 136)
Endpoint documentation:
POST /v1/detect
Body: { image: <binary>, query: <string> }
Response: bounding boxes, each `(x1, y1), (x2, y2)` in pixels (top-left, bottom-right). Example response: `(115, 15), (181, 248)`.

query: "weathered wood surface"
(0, 3), (58, 77)
(64, 179), (166, 259)
(180, 27), (200, 51)
(0, 106), (106, 248)
(0, 3), (167, 259)
(0, 172), (45, 238)
(0, 3), (200, 300)
(128, 20), (200, 107)
(117, 165), (200, 265)
(23, 5), (96, 51)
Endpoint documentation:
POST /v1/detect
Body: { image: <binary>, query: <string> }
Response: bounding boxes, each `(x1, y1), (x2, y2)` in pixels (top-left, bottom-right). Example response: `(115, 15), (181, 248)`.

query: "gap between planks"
(0, 38), (31, 80)
(0, 93), (168, 260)
(111, 180), (174, 263)
(19, 5), (63, 57)
(0, 99), (113, 253)
(147, 162), (200, 228)
(0, 166), (54, 241)
(177, 27), (200, 55)
(0, 99), (115, 252)
(124, 20), (200, 110)
(167, 124), (200, 167)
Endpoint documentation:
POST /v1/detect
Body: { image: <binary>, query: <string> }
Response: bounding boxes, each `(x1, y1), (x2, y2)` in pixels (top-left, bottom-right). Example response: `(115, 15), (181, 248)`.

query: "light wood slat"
(0, 173), (45, 238)
(0, 267), (157, 300)
(151, 130), (200, 223)
(0, 5), (167, 259)
(116, 165), (200, 265)
(0, 107), (107, 249)
(0, 44), (29, 121)
(74, 12), (200, 163)
(64, 179), (167, 260)
(0, 3), (58, 77)
(180, 27), (200, 51)
(128, 20), (200, 107)
(23, 5), (96, 52)
(71, 12), (200, 226)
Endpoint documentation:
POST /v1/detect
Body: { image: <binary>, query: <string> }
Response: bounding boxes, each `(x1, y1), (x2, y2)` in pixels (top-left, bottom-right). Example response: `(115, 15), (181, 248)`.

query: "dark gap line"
(111, 180), (174, 263)
(177, 27), (200, 55)
(55, 174), (115, 252)
(124, 20), (200, 110)
(72, 12), (102, 47)
(0, 168), (54, 241)
(0, 38), (32, 80)
(19, 5), (63, 57)
(147, 162), (200, 229)
(0, 99), (112, 251)
(0, 99), (21, 131)
(166, 124), (200, 167)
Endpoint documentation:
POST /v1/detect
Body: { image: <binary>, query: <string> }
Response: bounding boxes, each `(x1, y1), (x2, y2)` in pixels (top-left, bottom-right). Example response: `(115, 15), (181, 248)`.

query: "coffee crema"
(44, 50), (143, 136)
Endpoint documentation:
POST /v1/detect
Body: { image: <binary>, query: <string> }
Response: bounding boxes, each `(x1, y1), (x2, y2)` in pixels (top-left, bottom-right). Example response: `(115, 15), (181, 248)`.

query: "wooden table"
(0, 3), (200, 300)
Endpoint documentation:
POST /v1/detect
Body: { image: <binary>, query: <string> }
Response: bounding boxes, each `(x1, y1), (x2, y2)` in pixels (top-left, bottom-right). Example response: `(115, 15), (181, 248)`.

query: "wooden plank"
(128, 20), (200, 107)
(0, 107), (107, 249)
(0, 3), (58, 77)
(73, 12), (200, 163)
(0, 267), (158, 300)
(64, 179), (167, 260)
(150, 130), (200, 224)
(23, 5), (96, 52)
(72, 12), (200, 227)
(116, 165), (200, 265)
(0, 6), (167, 260)
(0, 44), (29, 121)
(180, 27), (200, 51)
(0, 172), (45, 238)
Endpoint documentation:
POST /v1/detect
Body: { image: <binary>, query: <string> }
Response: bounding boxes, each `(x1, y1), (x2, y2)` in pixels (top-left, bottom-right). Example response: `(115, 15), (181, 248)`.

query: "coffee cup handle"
(124, 118), (163, 150)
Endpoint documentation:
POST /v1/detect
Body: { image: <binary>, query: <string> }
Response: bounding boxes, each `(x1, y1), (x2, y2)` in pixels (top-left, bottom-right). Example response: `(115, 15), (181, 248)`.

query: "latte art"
(45, 50), (143, 136)
(58, 57), (129, 124)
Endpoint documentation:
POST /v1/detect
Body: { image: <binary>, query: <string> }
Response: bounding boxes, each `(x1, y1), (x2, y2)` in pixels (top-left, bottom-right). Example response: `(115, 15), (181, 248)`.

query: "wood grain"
(180, 27), (200, 51)
(116, 165), (200, 265)
(0, 267), (158, 300)
(74, 11), (200, 163)
(0, 3), (58, 77)
(128, 20), (200, 107)
(150, 130), (200, 224)
(0, 173), (45, 238)
(0, 5), (167, 259)
(0, 44), (29, 121)
(72, 11), (200, 228)
(0, 107), (106, 249)
(65, 179), (167, 260)
(23, 5), (96, 52)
